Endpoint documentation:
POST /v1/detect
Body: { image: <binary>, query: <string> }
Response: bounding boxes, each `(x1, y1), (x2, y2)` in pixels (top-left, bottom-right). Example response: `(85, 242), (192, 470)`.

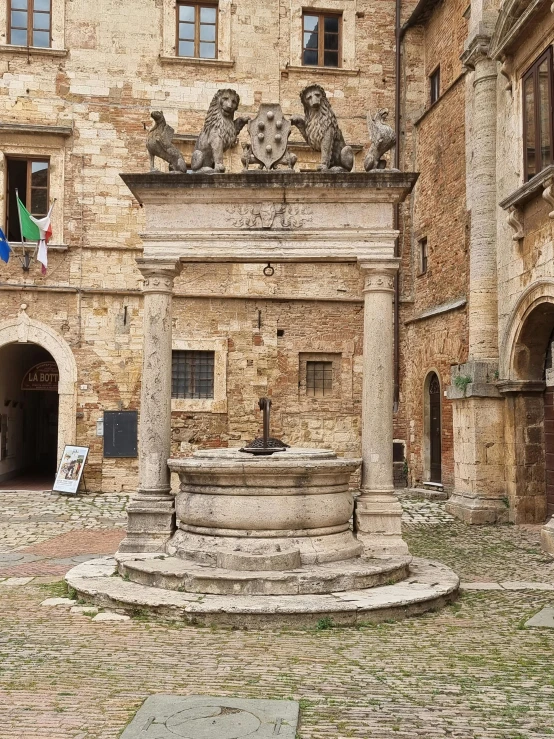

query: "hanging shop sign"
(21, 362), (59, 391)
(53, 445), (89, 495)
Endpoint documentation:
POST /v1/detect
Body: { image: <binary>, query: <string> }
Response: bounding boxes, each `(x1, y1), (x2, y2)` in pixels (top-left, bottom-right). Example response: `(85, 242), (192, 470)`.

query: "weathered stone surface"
(40, 597), (78, 606)
(92, 612), (130, 622)
(121, 696), (299, 739)
(524, 607), (554, 629)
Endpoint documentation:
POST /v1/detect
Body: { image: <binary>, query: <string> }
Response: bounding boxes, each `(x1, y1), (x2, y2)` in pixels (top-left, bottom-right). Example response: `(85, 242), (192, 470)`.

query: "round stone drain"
(166, 704), (261, 738)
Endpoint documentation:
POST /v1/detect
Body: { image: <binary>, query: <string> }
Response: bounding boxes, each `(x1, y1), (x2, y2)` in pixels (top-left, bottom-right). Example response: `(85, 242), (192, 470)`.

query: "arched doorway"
(0, 344), (59, 487)
(0, 312), (77, 490)
(424, 371), (442, 484)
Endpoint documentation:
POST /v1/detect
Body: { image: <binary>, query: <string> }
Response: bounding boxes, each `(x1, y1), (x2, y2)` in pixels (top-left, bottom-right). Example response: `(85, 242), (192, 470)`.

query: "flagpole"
(14, 187), (30, 272)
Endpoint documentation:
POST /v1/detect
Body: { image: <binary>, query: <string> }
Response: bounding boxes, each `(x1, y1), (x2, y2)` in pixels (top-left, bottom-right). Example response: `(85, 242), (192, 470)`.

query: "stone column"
(119, 258), (181, 553)
(355, 259), (409, 556)
(446, 38), (506, 524)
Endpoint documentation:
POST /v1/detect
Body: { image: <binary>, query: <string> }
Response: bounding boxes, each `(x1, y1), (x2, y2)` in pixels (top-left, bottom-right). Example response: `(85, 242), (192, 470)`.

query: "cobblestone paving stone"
(0, 492), (553, 738)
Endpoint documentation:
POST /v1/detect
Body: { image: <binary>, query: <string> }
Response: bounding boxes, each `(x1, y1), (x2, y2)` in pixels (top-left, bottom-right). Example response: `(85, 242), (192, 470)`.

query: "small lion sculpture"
(364, 108), (396, 172)
(191, 89), (250, 173)
(291, 84), (353, 172)
(146, 111), (187, 173)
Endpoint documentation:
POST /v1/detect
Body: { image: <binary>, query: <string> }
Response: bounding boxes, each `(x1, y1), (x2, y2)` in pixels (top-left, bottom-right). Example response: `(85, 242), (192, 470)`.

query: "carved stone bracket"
(227, 202), (312, 230)
(500, 55), (513, 92)
(507, 206), (524, 241)
(543, 177), (554, 219)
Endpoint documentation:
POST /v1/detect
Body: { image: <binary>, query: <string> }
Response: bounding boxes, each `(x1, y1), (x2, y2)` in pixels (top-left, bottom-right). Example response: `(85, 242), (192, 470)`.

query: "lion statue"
(146, 111), (187, 173)
(191, 89), (250, 173)
(291, 84), (353, 172)
(364, 108), (396, 172)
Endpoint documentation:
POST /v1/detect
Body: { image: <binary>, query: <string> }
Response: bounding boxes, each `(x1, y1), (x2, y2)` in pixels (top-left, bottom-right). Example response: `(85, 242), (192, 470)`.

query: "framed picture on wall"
(53, 445), (89, 495)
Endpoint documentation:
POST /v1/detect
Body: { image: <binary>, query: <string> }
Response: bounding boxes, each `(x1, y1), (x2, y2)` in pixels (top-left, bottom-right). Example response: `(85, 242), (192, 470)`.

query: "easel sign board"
(53, 445), (89, 495)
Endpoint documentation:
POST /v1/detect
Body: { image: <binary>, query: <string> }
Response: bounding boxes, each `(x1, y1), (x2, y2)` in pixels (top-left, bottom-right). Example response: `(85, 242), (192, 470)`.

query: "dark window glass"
(419, 237), (428, 275)
(523, 48), (554, 181)
(8, 0), (51, 47)
(306, 361), (333, 398)
(302, 12), (341, 68)
(172, 351), (215, 399)
(430, 67), (440, 105)
(177, 3), (218, 59)
(5, 158), (50, 241)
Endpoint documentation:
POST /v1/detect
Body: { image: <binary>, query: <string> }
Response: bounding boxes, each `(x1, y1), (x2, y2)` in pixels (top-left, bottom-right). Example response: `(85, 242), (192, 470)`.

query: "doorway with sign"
(0, 342), (59, 489)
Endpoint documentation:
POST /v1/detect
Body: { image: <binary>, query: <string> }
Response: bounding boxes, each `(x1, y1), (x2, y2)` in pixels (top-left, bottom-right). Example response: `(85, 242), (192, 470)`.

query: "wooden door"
(429, 374), (442, 483)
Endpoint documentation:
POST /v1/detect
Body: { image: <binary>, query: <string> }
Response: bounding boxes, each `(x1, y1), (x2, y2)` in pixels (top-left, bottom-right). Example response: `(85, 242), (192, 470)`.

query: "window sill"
(171, 398), (227, 414)
(282, 65), (360, 77)
(159, 55), (234, 68)
(0, 44), (68, 58)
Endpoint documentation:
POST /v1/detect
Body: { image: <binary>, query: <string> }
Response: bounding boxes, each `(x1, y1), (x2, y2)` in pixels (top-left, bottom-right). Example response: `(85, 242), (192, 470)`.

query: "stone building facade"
(2, 0), (554, 553)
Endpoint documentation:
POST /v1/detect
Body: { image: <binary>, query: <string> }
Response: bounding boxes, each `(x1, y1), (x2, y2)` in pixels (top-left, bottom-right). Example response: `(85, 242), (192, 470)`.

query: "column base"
(445, 491), (509, 525)
(118, 493), (176, 553)
(541, 516), (554, 556)
(355, 493), (409, 556)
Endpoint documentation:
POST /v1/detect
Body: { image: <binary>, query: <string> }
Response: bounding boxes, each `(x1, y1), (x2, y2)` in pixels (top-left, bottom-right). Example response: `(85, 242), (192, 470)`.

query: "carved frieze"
(227, 202), (312, 230)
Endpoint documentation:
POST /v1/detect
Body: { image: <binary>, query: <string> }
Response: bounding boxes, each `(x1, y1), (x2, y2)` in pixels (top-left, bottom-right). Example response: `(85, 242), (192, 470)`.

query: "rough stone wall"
(396, 0), (469, 489)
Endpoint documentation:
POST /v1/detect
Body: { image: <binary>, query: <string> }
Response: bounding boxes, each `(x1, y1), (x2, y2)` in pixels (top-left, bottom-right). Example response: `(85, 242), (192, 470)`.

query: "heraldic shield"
(248, 103), (292, 170)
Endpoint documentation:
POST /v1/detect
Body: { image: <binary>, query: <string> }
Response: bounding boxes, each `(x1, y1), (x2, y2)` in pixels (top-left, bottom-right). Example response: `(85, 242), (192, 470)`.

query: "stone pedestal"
(541, 516), (554, 556)
(119, 258), (181, 553)
(355, 260), (408, 555)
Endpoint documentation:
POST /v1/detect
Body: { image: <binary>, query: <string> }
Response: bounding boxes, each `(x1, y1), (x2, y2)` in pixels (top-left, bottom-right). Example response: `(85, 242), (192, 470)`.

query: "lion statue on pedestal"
(291, 84), (353, 172)
(191, 89), (250, 173)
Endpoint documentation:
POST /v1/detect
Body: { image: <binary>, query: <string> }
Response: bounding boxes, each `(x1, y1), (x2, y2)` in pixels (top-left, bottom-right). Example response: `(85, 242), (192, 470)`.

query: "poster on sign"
(53, 445), (89, 495)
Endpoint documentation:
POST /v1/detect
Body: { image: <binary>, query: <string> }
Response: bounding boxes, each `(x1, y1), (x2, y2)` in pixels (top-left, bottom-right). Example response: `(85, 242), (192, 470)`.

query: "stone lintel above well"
(120, 171), (418, 263)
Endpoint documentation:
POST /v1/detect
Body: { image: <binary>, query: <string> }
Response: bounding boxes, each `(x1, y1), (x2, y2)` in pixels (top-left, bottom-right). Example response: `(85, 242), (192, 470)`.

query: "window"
(430, 67), (440, 105)
(302, 12), (341, 68)
(177, 2), (217, 58)
(172, 350), (215, 399)
(306, 361), (333, 397)
(8, 0), (51, 48)
(523, 48), (554, 181)
(419, 237), (428, 275)
(5, 158), (49, 242)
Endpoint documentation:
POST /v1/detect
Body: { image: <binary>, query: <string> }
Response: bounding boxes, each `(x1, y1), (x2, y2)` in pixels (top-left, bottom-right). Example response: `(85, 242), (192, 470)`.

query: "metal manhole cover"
(120, 696), (299, 739)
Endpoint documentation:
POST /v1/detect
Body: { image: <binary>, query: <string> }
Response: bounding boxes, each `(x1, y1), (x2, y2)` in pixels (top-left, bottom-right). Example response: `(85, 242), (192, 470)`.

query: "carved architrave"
(227, 203), (312, 230)
(507, 206), (524, 241)
(543, 177), (554, 219)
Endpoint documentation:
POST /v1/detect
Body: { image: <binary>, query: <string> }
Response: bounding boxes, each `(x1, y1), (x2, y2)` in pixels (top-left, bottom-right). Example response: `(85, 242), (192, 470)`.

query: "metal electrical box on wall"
(103, 411), (138, 458)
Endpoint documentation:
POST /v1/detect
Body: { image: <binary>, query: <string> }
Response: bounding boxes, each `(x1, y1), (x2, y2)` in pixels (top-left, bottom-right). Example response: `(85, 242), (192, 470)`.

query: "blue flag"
(0, 228), (10, 264)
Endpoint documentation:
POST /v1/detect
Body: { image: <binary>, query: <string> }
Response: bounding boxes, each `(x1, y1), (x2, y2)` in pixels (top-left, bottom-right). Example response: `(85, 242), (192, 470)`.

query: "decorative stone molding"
(137, 259), (182, 293)
(543, 177), (554, 219)
(507, 206), (524, 241)
(226, 203), (312, 230)
(496, 380), (546, 394)
(489, 0), (545, 60)
(461, 35), (491, 71)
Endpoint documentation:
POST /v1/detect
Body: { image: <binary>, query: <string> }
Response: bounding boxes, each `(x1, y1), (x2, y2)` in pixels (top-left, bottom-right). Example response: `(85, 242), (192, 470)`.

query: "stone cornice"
(0, 122), (73, 138)
(497, 380), (546, 394)
(489, 0), (549, 60)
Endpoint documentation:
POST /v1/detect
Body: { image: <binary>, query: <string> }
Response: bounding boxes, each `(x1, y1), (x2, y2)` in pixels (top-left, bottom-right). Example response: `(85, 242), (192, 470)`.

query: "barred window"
(172, 350), (215, 399)
(306, 361), (333, 397)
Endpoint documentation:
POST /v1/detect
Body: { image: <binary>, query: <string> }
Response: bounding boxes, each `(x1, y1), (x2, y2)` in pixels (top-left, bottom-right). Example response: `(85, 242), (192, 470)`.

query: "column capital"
(358, 258), (400, 294)
(461, 35), (492, 71)
(136, 258), (182, 294)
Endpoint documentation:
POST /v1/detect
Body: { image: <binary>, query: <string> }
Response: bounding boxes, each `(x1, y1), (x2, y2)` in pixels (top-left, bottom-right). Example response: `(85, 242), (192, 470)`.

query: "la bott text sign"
(21, 362), (59, 392)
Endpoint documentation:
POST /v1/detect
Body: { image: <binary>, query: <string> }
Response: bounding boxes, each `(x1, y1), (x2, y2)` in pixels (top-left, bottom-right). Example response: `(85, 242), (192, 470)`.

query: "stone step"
(405, 487), (449, 501)
(65, 556), (460, 629)
(116, 553), (412, 596)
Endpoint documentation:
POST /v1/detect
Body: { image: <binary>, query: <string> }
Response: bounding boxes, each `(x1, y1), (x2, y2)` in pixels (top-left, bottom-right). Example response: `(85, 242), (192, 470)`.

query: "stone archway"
(0, 310), (77, 463)
(499, 282), (554, 525)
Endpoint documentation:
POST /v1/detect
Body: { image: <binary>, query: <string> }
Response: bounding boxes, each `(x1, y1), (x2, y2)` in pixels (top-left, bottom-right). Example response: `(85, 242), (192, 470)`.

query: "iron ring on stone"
(263, 263), (275, 277)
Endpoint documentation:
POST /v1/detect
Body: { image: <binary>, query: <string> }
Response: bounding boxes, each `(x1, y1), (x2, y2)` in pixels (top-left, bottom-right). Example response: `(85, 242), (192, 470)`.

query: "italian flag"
(17, 196), (54, 274)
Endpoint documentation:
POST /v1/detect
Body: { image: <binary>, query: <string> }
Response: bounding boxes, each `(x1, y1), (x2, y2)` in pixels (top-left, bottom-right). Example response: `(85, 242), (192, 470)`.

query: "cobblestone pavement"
(0, 491), (553, 739)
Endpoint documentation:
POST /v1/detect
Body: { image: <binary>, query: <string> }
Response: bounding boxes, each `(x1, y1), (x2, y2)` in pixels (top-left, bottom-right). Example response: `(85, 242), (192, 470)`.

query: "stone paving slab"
(121, 696), (299, 739)
(525, 607), (554, 628)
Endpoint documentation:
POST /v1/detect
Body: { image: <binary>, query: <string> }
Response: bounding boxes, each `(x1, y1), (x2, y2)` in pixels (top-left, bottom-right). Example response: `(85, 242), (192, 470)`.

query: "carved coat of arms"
(247, 104), (293, 170)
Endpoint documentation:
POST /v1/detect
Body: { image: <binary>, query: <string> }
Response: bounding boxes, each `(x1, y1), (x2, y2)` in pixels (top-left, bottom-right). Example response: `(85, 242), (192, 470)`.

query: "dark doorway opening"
(429, 372), (442, 483)
(0, 343), (59, 489)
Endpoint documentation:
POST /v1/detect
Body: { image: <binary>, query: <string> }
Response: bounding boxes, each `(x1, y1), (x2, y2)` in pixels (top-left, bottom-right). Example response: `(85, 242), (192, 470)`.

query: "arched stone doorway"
(0, 311), (77, 488)
(424, 371), (442, 484)
(500, 282), (554, 524)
